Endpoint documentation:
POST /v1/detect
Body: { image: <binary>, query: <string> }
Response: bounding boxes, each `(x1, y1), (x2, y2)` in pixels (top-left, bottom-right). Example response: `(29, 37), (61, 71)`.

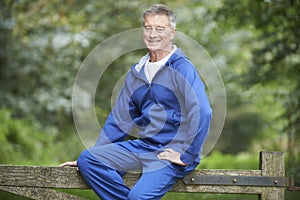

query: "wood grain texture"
(0, 186), (87, 200)
(259, 151), (285, 200)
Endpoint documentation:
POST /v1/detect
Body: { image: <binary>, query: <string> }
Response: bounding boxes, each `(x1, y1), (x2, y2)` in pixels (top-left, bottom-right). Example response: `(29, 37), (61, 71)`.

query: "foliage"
(0, 109), (83, 165)
(0, 109), (52, 164)
(199, 151), (259, 169)
(217, 0), (300, 181)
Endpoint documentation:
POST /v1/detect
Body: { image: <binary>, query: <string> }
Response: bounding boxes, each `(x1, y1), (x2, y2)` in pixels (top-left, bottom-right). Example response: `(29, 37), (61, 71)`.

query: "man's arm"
(179, 63), (212, 165)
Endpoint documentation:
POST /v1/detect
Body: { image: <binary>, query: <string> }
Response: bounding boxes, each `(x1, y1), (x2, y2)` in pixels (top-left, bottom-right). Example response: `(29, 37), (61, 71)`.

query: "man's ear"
(170, 28), (176, 40)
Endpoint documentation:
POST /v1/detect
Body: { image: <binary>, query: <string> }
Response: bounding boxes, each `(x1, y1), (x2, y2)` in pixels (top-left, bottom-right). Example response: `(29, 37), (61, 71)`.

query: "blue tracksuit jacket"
(95, 48), (212, 165)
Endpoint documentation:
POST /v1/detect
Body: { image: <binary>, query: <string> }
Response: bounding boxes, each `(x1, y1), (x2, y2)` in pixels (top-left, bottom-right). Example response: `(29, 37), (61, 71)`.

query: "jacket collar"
(134, 45), (186, 72)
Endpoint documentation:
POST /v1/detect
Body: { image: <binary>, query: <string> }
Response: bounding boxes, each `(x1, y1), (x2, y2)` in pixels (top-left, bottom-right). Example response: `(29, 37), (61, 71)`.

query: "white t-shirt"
(144, 46), (177, 83)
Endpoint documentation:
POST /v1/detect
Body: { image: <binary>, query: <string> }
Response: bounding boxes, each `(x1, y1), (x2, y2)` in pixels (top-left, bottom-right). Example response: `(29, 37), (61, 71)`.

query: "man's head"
(143, 4), (176, 29)
(142, 4), (176, 53)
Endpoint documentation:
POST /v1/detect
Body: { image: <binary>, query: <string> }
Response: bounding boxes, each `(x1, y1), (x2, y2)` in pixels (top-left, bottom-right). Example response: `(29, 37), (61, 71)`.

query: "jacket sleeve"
(94, 73), (135, 146)
(177, 61), (212, 165)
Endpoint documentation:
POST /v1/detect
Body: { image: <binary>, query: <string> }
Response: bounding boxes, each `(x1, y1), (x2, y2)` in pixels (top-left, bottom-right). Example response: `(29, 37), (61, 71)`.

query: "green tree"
(218, 0), (300, 180)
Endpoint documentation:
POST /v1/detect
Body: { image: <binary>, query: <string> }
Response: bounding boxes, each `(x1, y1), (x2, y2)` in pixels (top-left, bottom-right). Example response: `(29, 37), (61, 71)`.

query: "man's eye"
(156, 28), (164, 33)
(144, 27), (152, 32)
(144, 27), (167, 34)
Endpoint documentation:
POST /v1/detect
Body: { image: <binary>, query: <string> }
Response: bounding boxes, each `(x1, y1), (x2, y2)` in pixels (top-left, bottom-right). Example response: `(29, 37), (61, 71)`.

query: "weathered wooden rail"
(0, 151), (295, 199)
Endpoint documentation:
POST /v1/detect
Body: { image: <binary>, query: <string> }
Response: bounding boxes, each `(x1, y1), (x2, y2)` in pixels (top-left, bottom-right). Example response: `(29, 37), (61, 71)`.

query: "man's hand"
(59, 160), (78, 168)
(157, 148), (187, 166)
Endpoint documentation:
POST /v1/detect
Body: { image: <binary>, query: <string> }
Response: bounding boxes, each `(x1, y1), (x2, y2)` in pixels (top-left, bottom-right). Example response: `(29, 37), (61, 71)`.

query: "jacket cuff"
(180, 151), (198, 165)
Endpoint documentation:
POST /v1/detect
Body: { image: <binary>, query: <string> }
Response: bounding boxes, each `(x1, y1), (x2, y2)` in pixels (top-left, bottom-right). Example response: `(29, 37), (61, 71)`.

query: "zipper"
(148, 64), (167, 84)
(132, 64), (153, 90)
(132, 62), (169, 91)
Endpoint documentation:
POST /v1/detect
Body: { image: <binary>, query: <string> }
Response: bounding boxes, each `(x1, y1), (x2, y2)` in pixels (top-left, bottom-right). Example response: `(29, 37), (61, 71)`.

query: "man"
(61, 4), (212, 200)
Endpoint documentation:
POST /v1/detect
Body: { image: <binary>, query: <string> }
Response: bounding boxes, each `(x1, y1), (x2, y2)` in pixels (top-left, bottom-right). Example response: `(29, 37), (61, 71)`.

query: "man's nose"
(150, 29), (158, 37)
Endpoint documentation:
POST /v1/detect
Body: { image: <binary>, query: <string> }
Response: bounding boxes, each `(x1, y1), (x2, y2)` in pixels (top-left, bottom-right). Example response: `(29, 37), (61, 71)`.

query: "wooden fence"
(0, 151), (289, 199)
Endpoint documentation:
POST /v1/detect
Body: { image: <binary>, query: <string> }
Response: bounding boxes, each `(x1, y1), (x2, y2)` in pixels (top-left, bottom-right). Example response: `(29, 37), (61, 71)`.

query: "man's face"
(143, 14), (176, 52)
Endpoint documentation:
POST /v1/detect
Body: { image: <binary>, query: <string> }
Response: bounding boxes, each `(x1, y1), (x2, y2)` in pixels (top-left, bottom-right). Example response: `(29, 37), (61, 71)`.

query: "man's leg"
(127, 160), (198, 200)
(77, 143), (142, 200)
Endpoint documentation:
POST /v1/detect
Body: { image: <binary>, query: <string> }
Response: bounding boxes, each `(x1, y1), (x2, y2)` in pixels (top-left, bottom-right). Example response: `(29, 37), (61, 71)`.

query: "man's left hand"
(157, 148), (187, 166)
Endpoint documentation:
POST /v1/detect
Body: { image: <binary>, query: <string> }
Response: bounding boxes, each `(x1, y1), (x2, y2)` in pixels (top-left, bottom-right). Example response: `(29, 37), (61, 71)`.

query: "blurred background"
(0, 0), (299, 199)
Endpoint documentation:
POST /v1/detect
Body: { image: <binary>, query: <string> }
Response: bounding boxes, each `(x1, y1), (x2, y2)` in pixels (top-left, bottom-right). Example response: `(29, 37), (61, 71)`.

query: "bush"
(198, 151), (259, 170)
(0, 109), (83, 165)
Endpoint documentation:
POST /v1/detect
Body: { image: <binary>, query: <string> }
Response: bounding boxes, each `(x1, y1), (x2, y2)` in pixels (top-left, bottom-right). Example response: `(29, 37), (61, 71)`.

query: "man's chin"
(147, 45), (168, 52)
(145, 41), (163, 49)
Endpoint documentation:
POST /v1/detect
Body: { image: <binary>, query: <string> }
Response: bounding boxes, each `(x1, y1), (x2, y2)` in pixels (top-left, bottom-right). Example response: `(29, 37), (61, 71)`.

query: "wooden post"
(259, 151), (285, 200)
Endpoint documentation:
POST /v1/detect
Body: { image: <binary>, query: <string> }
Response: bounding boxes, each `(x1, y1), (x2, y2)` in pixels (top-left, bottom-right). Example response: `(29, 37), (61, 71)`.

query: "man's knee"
(77, 149), (113, 177)
(77, 149), (93, 175)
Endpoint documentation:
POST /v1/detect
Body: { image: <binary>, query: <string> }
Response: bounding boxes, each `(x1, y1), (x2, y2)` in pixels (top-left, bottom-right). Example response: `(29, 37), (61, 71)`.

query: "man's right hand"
(59, 160), (77, 167)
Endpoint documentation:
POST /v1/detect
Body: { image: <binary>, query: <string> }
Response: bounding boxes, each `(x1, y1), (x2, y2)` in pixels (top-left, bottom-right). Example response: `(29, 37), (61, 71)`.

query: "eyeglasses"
(143, 27), (171, 34)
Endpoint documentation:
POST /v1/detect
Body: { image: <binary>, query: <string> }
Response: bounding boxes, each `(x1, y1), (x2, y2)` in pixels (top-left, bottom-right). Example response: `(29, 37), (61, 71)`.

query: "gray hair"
(143, 4), (176, 29)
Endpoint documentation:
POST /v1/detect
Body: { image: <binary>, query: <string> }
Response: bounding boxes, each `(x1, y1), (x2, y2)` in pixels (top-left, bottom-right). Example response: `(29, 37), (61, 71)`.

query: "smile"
(148, 40), (161, 43)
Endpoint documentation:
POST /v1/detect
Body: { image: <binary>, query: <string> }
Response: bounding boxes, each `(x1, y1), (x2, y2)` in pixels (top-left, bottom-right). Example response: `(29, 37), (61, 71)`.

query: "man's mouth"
(149, 40), (161, 44)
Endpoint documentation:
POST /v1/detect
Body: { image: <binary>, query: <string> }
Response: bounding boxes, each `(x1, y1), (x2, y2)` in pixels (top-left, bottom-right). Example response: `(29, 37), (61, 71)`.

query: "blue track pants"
(77, 140), (198, 200)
